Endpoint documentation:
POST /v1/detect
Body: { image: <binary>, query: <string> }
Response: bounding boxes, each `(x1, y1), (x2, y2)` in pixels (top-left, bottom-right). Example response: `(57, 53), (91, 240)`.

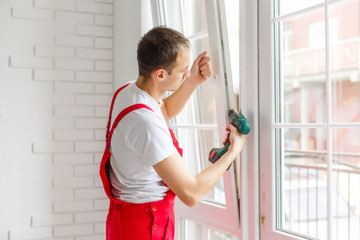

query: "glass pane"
(189, 37), (217, 125)
(224, 0), (240, 109)
(176, 128), (199, 176)
(193, 83), (217, 125)
(196, 129), (225, 205)
(277, 9), (326, 123)
(182, 0), (207, 36)
(332, 128), (360, 240)
(180, 218), (238, 240)
(330, 0), (360, 123)
(190, 37), (211, 61)
(163, 0), (183, 33)
(277, 0), (324, 17)
(277, 128), (328, 239)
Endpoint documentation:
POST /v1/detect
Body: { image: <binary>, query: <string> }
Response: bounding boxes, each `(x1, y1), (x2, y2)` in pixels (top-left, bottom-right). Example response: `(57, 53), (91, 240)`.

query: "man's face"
(166, 47), (191, 91)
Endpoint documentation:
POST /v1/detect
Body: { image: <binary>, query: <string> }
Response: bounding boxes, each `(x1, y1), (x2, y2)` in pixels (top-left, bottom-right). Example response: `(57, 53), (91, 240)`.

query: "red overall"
(99, 83), (183, 240)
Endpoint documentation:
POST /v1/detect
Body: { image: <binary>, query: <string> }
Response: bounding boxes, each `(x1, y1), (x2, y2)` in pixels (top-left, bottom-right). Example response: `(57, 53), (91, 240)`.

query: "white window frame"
(259, 0), (360, 239)
(151, 0), (247, 238)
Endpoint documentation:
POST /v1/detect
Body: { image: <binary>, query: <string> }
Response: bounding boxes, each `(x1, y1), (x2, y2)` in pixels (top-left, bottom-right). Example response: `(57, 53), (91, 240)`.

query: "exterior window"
(260, 0), (360, 239)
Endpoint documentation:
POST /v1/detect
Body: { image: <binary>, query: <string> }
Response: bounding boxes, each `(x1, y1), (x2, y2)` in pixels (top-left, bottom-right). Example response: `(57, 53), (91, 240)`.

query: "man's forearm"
(162, 78), (199, 121)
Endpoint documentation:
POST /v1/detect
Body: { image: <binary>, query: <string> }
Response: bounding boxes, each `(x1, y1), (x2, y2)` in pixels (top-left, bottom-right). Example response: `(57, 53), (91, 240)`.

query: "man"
(100, 26), (246, 239)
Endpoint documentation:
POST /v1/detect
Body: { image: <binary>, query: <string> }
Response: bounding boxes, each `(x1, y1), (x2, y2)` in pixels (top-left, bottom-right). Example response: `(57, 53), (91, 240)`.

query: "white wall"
(0, 0), (114, 239)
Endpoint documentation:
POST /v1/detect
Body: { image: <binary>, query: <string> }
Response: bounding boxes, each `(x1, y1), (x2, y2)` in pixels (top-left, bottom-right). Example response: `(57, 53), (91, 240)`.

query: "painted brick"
(32, 142), (74, 153)
(76, 48), (113, 60)
(94, 177), (103, 187)
(95, 106), (110, 117)
(95, 223), (106, 234)
(95, 83), (113, 93)
(9, 227), (52, 240)
(54, 224), (93, 238)
(95, 38), (113, 49)
(74, 165), (98, 176)
(75, 141), (105, 152)
(34, 0), (75, 11)
(53, 165), (74, 177)
(53, 200), (93, 213)
(77, 25), (113, 37)
(52, 117), (75, 129)
(54, 177), (93, 189)
(55, 106), (93, 117)
(75, 188), (105, 200)
(11, 6), (53, 20)
(32, 214), (73, 226)
(55, 58), (93, 70)
(95, 60), (113, 71)
(95, 130), (106, 140)
(53, 22), (77, 35)
(94, 199), (109, 210)
(53, 153), (93, 165)
(56, 35), (93, 47)
(96, 0), (113, 3)
(76, 94), (111, 106)
(55, 11), (93, 24)
(55, 129), (93, 141)
(52, 189), (74, 202)
(53, 93), (75, 105)
(76, 234), (106, 240)
(76, 71), (113, 82)
(55, 82), (94, 94)
(34, 69), (75, 81)
(75, 118), (107, 129)
(9, 56), (52, 69)
(75, 211), (107, 223)
(35, 45), (75, 58)
(95, 15), (113, 26)
(94, 153), (103, 164)
(77, 1), (113, 14)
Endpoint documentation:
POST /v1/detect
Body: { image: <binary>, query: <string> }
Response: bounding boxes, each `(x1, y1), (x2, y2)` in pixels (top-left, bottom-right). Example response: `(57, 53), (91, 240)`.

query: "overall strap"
(100, 84), (154, 203)
(106, 83), (131, 138)
(106, 104), (154, 144)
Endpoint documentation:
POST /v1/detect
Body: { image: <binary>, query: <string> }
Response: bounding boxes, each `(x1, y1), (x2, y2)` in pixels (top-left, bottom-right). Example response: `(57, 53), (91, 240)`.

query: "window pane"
(193, 83), (217, 125)
(276, 9), (326, 123)
(182, 0), (207, 36)
(176, 128), (199, 176)
(277, 0), (323, 17)
(332, 128), (360, 240)
(330, 0), (360, 123)
(196, 129), (225, 205)
(180, 218), (238, 240)
(224, 0), (240, 102)
(277, 128), (328, 239)
(163, 0), (183, 32)
(189, 37), (217, 125)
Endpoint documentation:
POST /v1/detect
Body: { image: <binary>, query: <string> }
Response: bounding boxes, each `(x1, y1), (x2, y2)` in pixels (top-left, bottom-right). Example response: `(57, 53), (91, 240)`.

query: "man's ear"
(153, 68), (167, 81)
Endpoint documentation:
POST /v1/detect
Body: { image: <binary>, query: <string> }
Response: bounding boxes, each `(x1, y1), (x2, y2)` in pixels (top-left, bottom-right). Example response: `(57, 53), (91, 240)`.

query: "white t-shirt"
(109, 82), (177, 203)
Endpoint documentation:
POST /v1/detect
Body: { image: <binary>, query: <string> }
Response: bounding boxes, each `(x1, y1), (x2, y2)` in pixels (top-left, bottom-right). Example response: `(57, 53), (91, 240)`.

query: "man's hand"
(188, 51), (212, 86)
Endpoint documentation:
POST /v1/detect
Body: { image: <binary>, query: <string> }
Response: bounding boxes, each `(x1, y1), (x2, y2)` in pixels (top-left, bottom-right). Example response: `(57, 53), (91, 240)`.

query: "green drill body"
(209, 110), (250, 166)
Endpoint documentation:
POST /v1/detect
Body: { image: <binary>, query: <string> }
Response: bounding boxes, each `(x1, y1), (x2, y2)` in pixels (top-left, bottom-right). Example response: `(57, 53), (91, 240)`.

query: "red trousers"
(106, 191), (175, 240)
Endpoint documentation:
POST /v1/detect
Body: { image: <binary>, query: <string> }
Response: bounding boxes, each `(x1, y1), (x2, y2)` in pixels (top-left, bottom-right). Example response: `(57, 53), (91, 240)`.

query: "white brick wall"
(0, 0), (113, 239)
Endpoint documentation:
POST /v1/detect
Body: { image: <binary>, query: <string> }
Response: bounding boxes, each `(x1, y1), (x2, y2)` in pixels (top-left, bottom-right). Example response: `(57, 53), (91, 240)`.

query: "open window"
(151, 0), (241, 238)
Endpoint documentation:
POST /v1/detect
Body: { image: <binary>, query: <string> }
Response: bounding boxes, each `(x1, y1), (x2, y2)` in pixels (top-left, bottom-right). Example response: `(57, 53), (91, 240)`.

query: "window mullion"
(325, 0), (333, 239)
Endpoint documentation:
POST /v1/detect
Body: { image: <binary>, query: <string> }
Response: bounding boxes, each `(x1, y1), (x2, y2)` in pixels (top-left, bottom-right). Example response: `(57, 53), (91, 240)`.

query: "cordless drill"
(208, 110), (250, 166)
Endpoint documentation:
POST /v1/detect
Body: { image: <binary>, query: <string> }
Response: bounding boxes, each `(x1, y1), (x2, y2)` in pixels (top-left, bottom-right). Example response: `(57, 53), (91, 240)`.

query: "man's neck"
(135, 76), (164, 103)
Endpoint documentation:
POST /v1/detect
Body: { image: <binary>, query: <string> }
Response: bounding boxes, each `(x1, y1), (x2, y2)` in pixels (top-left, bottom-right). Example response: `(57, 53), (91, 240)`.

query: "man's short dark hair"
(137, 26), (190, 79)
